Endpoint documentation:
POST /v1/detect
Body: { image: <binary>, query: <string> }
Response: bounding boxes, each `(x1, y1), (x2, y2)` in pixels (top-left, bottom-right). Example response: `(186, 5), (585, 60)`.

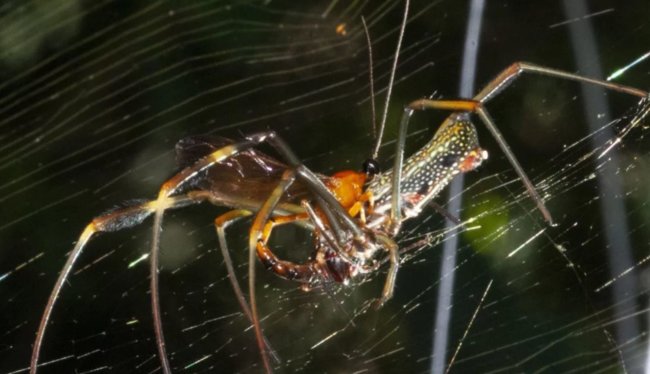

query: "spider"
(30, 2), (648, 373)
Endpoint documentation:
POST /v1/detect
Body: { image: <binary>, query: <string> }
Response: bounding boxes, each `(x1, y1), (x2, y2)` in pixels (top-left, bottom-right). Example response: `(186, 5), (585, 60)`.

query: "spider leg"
(187, 190), (307, 219)
(474, 61), (647, 103)
(215, 210), (253, 317)
(301, 199), (345, 255)
(428, 201), (463, 226)
(250, 169), (331, 373)
(250, 169), (294, 373)
(473, 105), (551, 220)
(374, 234), (400, 308)
(250, 171), (314, 283)
(313, 194), (346, 246)
(30, 195), (199, 374)
(214, 210), (281, 364)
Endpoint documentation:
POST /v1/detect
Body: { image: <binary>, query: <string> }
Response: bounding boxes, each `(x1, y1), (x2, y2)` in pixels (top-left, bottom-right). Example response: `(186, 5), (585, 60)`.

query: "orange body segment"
(326, 170), (367, 209)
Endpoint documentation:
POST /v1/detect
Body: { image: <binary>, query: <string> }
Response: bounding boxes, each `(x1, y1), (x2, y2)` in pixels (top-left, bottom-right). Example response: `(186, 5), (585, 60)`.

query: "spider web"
(1, 0), (649, 373)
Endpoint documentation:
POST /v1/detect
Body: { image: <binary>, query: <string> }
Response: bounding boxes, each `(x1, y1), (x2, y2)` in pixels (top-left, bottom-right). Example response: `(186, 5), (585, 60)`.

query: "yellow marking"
(215, 209), (251, 226)
(84, 222), (97, 234)
(147, 198), (172, 211)
(157, 144), (239, 199)
(210, 145), (237, 162)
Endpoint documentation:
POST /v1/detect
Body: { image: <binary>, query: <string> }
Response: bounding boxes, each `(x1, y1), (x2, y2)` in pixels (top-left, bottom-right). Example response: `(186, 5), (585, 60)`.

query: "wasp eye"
(362, 158), (380, 176)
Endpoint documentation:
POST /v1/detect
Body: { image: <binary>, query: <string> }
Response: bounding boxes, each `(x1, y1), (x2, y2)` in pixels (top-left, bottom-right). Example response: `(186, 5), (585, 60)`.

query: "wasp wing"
(175, 135), (322, 207)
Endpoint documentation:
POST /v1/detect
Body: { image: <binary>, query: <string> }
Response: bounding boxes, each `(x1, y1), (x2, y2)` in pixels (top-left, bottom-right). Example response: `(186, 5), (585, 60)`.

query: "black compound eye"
(362, 158), (380, 176)
(440, 154), (459, 168)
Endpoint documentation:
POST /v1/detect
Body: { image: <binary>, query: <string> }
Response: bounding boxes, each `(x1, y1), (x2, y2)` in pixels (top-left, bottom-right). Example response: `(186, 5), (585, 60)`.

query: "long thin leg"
(150, 209), (171, 373)
(217, 207), (332, 365)
(216, 210), (253, 319)
(428, 201), (463, 226)
(473, 105), (549, 219)
(187, 190), (306, 220)
(219, 205), (327, 372)
(249, 169), (297, 373)
(30, 195), (198, 374)
(374, 234), (400, 308)
(301, 199), (343, 255)
(475, 61), (647, 103)
(313, 194), (345, 246)
(389, 107), (414, 234)
(214, 210), (281, 364)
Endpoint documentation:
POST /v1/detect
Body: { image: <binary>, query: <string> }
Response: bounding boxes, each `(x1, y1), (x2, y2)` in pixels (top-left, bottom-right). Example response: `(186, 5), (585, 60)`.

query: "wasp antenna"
(361, 16), (377, 140)
(371, 0), (410, 160)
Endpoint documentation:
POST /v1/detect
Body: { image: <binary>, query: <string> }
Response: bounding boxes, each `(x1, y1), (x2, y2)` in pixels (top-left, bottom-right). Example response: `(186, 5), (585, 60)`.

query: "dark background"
(1, 0), (649, 373)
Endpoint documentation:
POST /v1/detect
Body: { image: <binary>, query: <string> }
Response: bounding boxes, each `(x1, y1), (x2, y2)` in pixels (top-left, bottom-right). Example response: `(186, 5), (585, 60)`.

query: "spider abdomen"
(368, 114), (487, 221)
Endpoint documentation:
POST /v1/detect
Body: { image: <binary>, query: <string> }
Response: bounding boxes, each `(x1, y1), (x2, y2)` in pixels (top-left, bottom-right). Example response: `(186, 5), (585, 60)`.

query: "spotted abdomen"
(368, 113), (488, 219)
